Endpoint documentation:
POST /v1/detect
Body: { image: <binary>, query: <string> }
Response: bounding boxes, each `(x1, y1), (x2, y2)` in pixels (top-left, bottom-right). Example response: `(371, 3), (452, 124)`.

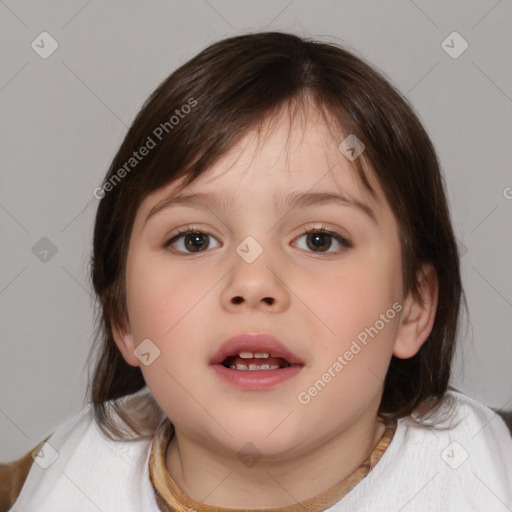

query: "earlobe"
(393, 264), (439, 359)
(112, 322), (141, 367)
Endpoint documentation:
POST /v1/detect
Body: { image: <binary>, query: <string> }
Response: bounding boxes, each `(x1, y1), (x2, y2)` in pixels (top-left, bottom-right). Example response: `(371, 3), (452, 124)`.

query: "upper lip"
(210, 333), (304, 366)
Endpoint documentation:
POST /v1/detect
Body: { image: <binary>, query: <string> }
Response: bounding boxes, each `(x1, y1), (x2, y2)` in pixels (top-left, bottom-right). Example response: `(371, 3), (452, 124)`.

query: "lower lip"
(210, 363), (303, 390)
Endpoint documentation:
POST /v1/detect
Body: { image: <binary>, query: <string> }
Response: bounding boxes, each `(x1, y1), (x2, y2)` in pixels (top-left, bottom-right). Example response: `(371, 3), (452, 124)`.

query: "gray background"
(1, 0), (511, 462)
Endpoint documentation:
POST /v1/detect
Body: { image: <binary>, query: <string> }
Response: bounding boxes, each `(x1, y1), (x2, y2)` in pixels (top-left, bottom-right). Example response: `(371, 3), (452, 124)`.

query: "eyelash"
(163, 224), (352, 255)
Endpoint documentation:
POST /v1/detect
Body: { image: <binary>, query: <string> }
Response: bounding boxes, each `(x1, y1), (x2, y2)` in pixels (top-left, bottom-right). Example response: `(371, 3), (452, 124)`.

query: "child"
(2, 31), (512, 511)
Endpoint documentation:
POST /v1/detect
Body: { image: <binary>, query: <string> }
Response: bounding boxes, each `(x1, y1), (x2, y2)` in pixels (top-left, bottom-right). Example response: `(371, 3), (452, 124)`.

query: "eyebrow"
(144, 190), (377, 226)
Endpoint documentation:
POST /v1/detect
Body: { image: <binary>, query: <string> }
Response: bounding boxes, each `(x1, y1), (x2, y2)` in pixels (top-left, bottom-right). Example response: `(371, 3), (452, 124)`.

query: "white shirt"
(331, 391), (512, 511)
(12, 390), (512, 511)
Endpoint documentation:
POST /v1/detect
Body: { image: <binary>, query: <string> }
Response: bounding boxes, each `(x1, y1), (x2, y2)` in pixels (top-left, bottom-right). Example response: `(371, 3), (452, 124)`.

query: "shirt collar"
(149, 417), (397, 512)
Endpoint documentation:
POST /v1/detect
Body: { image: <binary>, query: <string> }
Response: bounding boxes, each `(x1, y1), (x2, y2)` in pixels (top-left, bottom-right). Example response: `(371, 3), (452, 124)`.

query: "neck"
(165, 402), (386, 508)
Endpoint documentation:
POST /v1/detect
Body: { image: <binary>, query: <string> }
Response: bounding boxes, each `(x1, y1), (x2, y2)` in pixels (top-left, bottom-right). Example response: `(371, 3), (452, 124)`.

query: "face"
(115, 105), (407, 459)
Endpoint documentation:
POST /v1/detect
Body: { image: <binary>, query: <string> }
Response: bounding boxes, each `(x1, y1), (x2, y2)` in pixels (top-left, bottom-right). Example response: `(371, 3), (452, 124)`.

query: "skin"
(113, 102), (438, 508)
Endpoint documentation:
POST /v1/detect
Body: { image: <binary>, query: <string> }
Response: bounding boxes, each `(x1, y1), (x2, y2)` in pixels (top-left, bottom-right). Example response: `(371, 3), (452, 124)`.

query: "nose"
(220, 244), (291, 313)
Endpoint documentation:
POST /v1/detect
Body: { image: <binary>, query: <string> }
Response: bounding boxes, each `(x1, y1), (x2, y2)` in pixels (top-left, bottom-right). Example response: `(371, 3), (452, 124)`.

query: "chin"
(215, 416), (304, 456)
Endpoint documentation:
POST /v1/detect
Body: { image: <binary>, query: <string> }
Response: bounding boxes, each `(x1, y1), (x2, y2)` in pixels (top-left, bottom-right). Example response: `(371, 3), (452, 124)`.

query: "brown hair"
(86, 31), (464, 440)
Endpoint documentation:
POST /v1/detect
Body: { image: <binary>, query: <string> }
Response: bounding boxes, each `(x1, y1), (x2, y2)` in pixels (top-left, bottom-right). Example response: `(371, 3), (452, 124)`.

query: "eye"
(164, 227), (220, 254)
(163, 225), (351, 255)
(292, 226), (351, 254)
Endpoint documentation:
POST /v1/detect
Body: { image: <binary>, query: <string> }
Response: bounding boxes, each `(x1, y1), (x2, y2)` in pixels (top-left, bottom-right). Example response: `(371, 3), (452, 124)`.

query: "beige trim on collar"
(149, 418), (397, 512)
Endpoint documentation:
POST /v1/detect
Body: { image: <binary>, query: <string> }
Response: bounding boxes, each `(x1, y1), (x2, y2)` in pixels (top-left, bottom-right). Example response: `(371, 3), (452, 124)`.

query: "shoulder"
(9, 399), (160, 511)
(0, 437), (49, 512)
(399, 391), (512, 505)
(0, 402), (93, 512)
(404, 389), (512, 459)
(440, 389), (512, 441)
(335, 390), (512, 511)
(1, 404), (93, 511)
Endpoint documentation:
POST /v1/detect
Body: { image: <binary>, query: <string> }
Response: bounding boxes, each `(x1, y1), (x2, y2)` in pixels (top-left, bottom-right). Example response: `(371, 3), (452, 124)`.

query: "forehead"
(141, 103), (385, 214)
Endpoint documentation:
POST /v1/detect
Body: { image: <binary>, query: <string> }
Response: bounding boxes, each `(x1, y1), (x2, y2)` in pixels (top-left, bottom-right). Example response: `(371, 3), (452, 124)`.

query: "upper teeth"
(239, 352), (270, 359)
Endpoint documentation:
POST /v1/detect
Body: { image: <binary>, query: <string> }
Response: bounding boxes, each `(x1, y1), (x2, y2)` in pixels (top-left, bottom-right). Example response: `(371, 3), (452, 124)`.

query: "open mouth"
(221, 352), (292, 371)
(209, 333), (304, 389)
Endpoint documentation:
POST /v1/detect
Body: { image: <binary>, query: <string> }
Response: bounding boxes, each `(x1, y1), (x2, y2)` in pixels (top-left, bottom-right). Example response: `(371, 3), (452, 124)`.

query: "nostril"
(232, 296), (243, 304)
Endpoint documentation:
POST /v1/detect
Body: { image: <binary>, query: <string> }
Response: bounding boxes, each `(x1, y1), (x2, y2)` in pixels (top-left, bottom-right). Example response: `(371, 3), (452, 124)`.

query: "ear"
(393, 263), (439, 359)
(112, 321), (141, 368)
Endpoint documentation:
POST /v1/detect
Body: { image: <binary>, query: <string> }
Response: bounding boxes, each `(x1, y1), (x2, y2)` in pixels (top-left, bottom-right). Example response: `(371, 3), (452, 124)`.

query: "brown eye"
(307, 232), (332, 252)
(164, 230), (221, 253)
(293, 229), (351, 254)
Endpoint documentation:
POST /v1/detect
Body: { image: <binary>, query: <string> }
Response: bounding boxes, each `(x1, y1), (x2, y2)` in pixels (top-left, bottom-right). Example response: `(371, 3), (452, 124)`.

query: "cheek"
(124, 253), (212, 406)
(300, 269), (400, 418)
(125, 251), (198, 341)
(311, 251), (401, 334)
(301, 245), (401, 395)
